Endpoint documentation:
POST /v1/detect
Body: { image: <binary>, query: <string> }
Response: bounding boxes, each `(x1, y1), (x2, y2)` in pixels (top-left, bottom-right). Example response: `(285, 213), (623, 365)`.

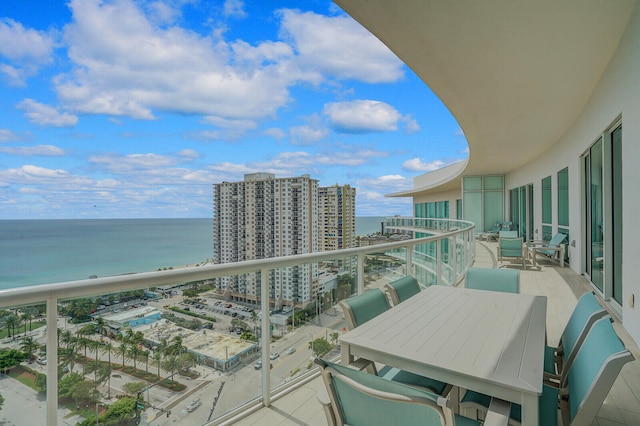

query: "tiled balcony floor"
(226, 240), (640, 426)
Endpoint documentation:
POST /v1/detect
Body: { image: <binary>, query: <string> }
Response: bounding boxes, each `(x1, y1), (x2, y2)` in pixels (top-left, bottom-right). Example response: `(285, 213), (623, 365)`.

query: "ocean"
(0, 217), (386, 290)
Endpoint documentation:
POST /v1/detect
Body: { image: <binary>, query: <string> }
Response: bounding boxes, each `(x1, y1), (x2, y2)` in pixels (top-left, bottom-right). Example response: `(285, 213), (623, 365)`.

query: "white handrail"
(0, 217), (475, 426)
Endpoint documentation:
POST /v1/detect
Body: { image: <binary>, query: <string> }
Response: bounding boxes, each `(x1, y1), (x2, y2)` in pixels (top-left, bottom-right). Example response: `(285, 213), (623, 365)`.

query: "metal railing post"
(357, 252), (365, 295)
(435, 239), (442, 286)
(46, 299), (58, 426)
(260, 268), (270, 406)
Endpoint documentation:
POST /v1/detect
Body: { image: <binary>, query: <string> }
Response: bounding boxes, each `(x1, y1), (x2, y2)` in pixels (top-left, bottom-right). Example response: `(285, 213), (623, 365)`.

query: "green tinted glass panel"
(463, 192), (482, 230)
(542, 225), (553, 242)
(590, 139), (603, 292)
(463, 177), (482, 191)
(456, 199), (462, 220)
(542, 176), (552, 224)
(483, 176), (504, 190)
(558, 168), (569, 227)
(612, 126), (622, 303)
(484, 192), (503, 232)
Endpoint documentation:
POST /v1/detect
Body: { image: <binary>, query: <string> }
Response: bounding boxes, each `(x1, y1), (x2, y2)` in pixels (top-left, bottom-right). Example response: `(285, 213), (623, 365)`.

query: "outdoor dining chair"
(315, 358), (487, 426)
(339, 289), (450, 395)
(385, 275), (421, 305)
(460, 315), (634, 425)
(528, 232), (568, 267)
(497, 231), (526, 269)
(464, 267), (519, 293)
(543, 291), (608, 386)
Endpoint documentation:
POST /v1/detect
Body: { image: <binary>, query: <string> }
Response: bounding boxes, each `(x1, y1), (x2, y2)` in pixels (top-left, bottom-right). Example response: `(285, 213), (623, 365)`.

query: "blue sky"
(0, 0), (467, 219)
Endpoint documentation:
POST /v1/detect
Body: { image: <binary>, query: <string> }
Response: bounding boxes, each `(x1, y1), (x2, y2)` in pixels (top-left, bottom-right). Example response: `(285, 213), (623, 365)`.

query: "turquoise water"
(0, 217), (386, 289)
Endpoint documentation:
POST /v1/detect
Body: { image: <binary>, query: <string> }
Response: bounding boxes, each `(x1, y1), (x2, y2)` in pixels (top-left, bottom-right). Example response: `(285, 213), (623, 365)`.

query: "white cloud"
(278, 9), (404, 83)
(177, 149), (200, 160)
(223, 0), (247, 19)
(17, 99), (79, 127)
(402, 115), (420, 133)
(89, 153), (180, 174)
(289, 125), (329, 145)
(324, 100), (401, 133)
(0, 145), (64, 156)
(0, 19), (55, 85)
(263, 127), (286, 140)
(402, 158), (445, 172)
(0, 129), (32, 142)
(55, 0), (303, 121)
(0, 165), (92, 185)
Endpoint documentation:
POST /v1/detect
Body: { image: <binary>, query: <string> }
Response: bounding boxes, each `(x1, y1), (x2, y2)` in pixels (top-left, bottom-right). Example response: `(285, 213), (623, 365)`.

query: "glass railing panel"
(0, 218), (475, 426)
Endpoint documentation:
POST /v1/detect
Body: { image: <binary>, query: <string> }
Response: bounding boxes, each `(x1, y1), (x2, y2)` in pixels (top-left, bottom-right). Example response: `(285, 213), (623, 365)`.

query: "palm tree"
(21, 310), (33, 334)
(4, 314), (19, 340)
(161, 354), (182, 379)
(59, 329), (73, 348)
(127, 345), (143, 372)
(96, 363), (113, 398)
(77, 336), (92, 359)
(59, 346), (82, 373)
(101, 342), (113, 368)
(113, 342), (129, 369)
(151, 351), (163, 378)
(20, 336), (39, 362)
(139, 350), (150, 373)
(94, 317), (108, 341)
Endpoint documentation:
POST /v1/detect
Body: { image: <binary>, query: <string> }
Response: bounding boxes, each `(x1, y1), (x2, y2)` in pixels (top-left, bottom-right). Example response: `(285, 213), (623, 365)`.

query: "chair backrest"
(539, 233), (568, 257)
(565, 317), (635, 425)
(316, 358), (451, 426)
(464, 267), (519, 293)
(385, 275), (421, 305)
(499, 230), (518, 239)
(558, 292), (607, 385)
(499, 236), (524, 257)
(487, 222), (501, 233)
(339, 288), (390, 330)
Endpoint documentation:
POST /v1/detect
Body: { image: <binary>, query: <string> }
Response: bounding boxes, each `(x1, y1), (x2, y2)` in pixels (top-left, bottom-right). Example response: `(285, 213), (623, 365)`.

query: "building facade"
(214, 173), (319, 306)
(344, 0), (640, 346)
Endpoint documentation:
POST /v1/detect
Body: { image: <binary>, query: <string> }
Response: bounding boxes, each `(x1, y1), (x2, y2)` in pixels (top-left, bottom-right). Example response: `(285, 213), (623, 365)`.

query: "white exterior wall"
(505, 5), (640, 344)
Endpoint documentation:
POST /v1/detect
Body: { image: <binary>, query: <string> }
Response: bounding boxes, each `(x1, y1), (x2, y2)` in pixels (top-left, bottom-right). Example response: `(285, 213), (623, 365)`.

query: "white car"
(185, 397), (201, 412)
(269, 351), (280, 360)
(285, 347), (296, 355)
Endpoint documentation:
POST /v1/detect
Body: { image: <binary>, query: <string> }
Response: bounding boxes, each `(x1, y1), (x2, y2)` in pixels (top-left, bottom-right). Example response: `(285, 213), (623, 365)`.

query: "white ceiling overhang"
(335, 0), (636, 197)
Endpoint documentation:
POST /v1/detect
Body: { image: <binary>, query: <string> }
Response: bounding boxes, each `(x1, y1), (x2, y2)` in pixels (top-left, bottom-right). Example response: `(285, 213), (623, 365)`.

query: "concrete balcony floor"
(229, 240), (640, 426)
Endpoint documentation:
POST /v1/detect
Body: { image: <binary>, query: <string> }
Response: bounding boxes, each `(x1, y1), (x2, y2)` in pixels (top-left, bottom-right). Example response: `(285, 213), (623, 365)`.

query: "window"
(541, 176), (552, 241)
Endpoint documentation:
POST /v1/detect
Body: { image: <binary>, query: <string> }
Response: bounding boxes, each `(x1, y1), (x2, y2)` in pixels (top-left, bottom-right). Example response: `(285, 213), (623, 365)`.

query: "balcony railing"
(0, 217), (474, 426)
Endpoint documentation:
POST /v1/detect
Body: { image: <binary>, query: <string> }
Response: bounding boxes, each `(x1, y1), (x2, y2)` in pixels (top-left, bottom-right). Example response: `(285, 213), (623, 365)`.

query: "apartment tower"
(214, 173), (319, 306)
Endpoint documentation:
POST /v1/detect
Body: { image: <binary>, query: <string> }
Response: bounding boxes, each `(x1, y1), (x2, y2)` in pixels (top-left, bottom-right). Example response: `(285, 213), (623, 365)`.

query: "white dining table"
(339, 285), (547, 426)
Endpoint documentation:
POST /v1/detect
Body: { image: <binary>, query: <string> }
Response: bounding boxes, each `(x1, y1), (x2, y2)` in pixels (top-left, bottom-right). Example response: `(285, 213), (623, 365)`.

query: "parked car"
(185, 397), (201, 412)
(254, 361), (272, 370)
(270, 351), (280, 360)
(36, 357), (46, 365)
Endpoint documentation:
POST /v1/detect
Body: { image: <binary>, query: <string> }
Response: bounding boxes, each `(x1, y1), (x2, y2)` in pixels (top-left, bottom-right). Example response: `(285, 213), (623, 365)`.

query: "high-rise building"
(214, 173), (319, 306)
(318, 184), (356, 252)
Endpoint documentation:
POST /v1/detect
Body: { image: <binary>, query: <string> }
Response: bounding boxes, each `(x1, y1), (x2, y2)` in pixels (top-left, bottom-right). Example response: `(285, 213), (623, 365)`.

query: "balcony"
(1, 219), (638, 425)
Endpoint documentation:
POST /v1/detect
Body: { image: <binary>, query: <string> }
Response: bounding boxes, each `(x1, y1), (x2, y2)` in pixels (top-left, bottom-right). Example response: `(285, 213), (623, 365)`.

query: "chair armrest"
(483, 397), (511, 426)
(316, 386), (336, 426)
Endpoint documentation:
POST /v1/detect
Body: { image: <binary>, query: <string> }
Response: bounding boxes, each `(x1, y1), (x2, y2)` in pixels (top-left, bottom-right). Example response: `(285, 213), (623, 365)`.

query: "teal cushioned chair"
(339, 288), (450, 395)
(316, 358), (481, 426)
(464, 267), (519, 293)
(340, 288), (390, 330)
(528, 232), (568, 267)
(544, 291), (607, 385)
(385, 275), (421, 305)
(497, 231), (526, 269)
(461, 315), (633, 426)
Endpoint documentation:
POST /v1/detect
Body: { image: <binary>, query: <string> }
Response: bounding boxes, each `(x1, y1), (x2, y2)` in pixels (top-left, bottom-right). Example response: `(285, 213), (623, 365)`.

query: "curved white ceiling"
(336, 0), (636, 195)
